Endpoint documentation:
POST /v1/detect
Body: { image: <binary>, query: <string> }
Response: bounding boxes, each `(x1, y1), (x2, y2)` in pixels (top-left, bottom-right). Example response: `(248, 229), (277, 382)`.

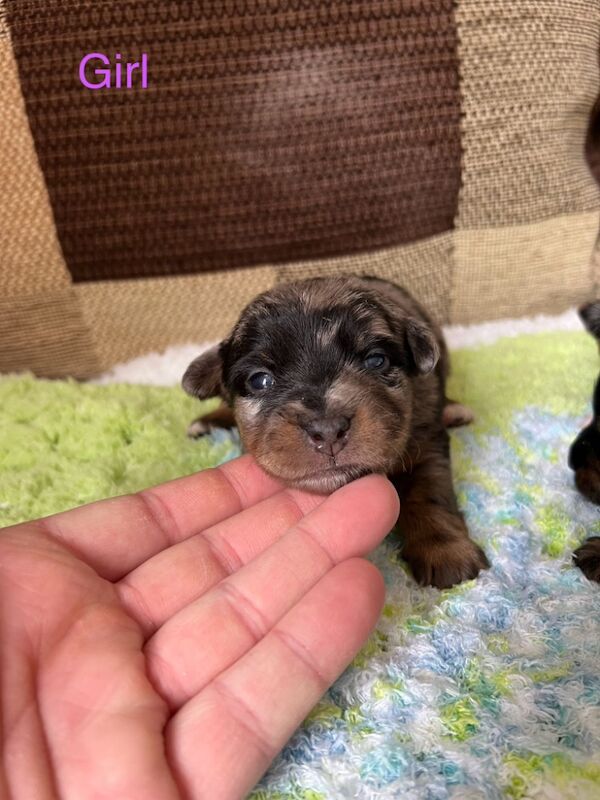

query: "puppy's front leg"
(573, 537), (600, 582)
(393, 434), (489, 589)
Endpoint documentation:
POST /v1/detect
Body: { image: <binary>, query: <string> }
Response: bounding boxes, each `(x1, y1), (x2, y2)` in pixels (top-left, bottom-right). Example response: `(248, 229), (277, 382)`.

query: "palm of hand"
(1, 457), (397, 800)
(3, 517), (177, 798)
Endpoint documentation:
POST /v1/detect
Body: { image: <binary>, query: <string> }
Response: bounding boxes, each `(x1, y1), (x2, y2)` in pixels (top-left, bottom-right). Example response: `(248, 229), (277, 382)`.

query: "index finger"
(18, 456), (285, 581)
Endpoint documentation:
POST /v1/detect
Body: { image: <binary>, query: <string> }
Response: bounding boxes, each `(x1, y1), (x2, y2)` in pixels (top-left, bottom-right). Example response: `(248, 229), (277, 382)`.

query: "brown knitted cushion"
(1, 1), (599, 377)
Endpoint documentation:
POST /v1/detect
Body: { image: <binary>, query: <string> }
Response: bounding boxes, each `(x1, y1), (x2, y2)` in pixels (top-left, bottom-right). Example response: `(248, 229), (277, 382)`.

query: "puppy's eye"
(248, 371), (274, 392)
(364, 352), (389, 371)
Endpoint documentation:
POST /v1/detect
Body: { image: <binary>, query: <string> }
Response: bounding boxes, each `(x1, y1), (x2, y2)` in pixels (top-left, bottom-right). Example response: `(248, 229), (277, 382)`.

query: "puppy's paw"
(404, 537), (489, 590)
(442, 402), (475, 429)
(573, 537), (600, 583)
(187, 418), (212, 439)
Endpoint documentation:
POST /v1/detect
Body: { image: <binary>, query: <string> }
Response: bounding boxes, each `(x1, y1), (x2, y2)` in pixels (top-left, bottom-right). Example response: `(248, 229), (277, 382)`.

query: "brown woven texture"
(1, 1), (600, 377)
(7, 0), (462, 282)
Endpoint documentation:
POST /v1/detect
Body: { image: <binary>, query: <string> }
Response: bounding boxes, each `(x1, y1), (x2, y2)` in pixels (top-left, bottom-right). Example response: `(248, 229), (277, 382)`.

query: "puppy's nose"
(303, 416), (351, 456)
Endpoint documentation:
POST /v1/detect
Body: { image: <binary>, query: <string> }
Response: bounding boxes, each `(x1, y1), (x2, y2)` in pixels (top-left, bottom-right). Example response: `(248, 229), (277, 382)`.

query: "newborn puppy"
(183, 275), (488, 589)
(569, 300), (600, 582)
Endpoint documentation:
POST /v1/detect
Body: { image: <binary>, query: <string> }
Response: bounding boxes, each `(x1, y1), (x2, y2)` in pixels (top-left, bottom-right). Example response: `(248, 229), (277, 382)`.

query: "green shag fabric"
(0, 381), (232, 526)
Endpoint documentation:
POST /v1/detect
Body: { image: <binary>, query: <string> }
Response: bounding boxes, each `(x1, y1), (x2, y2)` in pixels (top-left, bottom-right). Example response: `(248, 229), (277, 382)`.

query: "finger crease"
(211, 679), (275, 762)
(273, 628), (328, 691)
(282, 490), (307, 520)
(204, 532), (244, 576)
(219, 582), (269, 643)
(35, 517), (85, 564)
(116, 579), (156, 637)
(217, 466), (250, 512)
(292, 523), (336, 570)
(145, 645), (188, 709)
(138, 489), (181, 549)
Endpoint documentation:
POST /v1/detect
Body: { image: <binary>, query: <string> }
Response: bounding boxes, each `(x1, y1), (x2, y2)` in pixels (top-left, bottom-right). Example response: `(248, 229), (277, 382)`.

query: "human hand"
(0, 455), (399, 799)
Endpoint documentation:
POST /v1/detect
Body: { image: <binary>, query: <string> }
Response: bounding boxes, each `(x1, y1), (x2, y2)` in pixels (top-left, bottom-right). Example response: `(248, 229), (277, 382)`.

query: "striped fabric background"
(1, 1), (599, 377)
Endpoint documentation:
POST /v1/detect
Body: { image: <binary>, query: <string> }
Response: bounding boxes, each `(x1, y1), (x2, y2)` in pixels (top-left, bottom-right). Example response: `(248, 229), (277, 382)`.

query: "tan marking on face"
(315, 317), (341, 349)
(327, 371), (413, 472)
(289, 275), (368, 312)
(236, 396), (261, 422)
(234, 397), (263, 455)
(367, 316), (393, 340)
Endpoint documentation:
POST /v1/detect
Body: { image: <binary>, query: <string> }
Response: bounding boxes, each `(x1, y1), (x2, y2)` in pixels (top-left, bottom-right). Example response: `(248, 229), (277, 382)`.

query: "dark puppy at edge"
(183, 275), (488, 589)
(568, 301), (600, 583)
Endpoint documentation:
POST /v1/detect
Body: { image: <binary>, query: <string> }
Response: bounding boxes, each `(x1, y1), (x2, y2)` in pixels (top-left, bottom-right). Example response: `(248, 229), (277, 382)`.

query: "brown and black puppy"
(183, 275), (488, 589)
(569, 300), (600, 583)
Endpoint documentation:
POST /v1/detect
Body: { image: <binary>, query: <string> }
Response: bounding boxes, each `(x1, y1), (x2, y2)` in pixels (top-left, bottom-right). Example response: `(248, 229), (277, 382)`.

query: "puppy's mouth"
(237, 401), (403, 494)
(273, 463), (373, 494)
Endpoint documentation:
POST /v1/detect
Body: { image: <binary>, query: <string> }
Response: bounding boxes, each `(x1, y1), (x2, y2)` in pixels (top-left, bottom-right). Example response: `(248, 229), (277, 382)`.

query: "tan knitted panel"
(0, 8), (70, 294)
(0, 291), (102, 379)
(456, 0), (600, 228)
(451, 0), (600, 322)
(76, 267), (277, 369)
(451, 211), (598, 324)
(277, 232), (454, 325)
(0, 2), (99, 377)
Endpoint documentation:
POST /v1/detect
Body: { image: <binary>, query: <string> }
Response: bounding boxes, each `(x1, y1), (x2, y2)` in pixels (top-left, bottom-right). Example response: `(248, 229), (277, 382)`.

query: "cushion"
(1, 1), (599, 377)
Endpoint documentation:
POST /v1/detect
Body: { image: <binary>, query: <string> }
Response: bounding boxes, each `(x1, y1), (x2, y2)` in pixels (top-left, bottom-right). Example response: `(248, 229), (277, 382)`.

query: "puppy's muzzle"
(300, 415), (351, 457)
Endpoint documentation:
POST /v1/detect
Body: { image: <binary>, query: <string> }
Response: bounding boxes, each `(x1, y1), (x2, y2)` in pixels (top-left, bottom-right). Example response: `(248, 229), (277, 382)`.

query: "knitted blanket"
(1, 326), (600, 799)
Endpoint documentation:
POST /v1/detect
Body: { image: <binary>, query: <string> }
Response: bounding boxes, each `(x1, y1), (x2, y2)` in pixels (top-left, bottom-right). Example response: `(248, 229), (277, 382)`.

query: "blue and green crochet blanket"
(1, 330), (599, 799)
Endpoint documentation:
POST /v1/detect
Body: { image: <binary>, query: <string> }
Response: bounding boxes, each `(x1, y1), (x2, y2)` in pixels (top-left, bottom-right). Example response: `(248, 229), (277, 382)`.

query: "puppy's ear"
(182, 345), (224, 399)
(579, 301), (600, 340)
(404, 319), (440, 375)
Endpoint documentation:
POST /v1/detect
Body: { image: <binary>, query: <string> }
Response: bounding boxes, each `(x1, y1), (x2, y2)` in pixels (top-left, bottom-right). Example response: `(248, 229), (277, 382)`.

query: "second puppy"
(568, 301), (600, 582)
(183, 275), (488, 589)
